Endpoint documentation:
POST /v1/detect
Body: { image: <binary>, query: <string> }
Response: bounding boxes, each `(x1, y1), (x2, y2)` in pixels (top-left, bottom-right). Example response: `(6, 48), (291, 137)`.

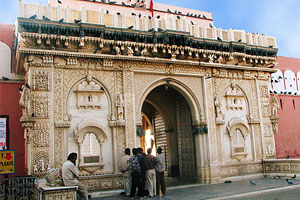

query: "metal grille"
(0, 176), (36, 200)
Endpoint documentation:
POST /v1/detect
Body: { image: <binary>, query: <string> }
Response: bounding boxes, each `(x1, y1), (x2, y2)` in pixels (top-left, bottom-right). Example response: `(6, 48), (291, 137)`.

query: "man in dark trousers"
(137, 147), (147, 196)
(129, 148), (142, 198)
(155, 147), (166, 195)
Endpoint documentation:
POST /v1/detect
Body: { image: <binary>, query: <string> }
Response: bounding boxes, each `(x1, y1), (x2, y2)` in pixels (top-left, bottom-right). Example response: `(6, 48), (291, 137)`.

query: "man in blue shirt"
(129, 148), (142, 198)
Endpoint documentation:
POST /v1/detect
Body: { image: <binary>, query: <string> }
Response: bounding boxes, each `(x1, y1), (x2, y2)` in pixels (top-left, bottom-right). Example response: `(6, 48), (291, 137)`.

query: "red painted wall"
(0, 23), (25, 176)
(0, 82), (25, 176)
(274, 95), (300, 158)
(274, 56), (300, 158)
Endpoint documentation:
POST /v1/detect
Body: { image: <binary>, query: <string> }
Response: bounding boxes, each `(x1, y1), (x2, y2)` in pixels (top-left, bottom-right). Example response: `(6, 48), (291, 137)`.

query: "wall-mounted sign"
(0, 150), (16, 175)
(0, 118), (7, 147)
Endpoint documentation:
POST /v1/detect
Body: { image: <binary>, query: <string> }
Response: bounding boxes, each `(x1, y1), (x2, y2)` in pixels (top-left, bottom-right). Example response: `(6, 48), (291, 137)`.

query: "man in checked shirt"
(143, 148), (156, 197)
(129, 148), (143, 198)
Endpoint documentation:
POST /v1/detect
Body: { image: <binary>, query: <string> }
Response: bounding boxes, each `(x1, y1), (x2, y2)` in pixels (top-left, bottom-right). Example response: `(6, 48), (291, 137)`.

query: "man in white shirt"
(119, 148), (131, 196)
(62, 153), (89, 200)
(155, 147), (166, 195)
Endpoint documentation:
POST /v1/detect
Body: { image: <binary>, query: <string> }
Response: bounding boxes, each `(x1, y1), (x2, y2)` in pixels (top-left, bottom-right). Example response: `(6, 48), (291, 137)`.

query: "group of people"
(60, 147), (166, 200)
(120, 147), (166, 198)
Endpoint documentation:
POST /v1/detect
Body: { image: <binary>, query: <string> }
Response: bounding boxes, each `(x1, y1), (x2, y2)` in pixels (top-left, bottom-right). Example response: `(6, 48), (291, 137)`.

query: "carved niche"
(75, 120), (107, 173)
(225, 84), (244, 110)
(74, 71), (104, 109)
(226, 117), (250, 161)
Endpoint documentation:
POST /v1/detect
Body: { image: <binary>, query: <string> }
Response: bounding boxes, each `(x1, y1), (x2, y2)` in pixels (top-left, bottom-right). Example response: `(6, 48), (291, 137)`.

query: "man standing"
(62, 152), (89, 200)
(155, 147), (166, 195)
(137, 147), (146, 196)
(119, 148), (131, 197)
(129, 148), (142, 198)
(143, 148), (156, 197)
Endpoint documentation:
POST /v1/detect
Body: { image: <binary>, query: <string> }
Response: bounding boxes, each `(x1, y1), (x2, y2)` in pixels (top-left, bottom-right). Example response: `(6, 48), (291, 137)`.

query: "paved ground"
(236, 188), (300, 200)
(90, 177), (300, 200)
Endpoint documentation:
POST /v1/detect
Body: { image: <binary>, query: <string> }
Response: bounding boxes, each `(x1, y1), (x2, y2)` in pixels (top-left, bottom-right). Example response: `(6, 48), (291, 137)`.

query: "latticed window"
(232, 128), (245, 153)
(81, 132), (101, 164)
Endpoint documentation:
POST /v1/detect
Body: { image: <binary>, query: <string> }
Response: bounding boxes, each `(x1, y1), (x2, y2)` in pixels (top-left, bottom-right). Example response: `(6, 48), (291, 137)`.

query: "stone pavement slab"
(90, 177), (300, 200)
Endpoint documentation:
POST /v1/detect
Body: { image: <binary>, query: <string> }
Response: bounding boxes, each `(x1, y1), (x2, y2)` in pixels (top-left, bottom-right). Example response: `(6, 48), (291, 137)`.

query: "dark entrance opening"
(141, 85), (196, 182)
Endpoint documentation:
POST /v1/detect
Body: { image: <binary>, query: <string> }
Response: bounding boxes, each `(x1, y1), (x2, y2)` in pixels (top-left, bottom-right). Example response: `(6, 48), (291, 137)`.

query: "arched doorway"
(141, 85), (196, 182)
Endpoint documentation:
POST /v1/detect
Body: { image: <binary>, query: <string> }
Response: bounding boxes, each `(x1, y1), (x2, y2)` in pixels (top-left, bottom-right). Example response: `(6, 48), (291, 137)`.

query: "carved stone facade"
(16, 1), (279, 190)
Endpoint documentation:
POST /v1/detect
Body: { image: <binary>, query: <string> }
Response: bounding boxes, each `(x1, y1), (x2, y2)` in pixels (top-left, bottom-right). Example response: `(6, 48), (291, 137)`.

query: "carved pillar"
(123, 68), (136, 148)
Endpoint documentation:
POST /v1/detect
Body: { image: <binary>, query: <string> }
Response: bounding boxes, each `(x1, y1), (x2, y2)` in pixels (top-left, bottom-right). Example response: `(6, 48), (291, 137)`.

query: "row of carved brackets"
(21, 32), (277, 66)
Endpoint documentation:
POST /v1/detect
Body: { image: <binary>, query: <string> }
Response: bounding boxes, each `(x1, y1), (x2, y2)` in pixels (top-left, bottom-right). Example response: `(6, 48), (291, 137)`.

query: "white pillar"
(247, 33), (253, 45)
(98, 8), (104, 25)
(18, 0), (24, 18)
(80, 6), (86, 23)
(65, 6), (71, 23)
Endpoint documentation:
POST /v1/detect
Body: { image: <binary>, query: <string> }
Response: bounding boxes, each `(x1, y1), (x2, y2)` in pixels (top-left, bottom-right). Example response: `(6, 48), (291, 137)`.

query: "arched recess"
(0, 41), (11, 77)
(141, 100), (168, 168)
(138, 78), (203, 182)
(66, 77), (113, 118)
(221, 83), (251, 116)
(137, 78), (203, 127)
(65, 76), (114, 174)
(226, 117), (250, 161)
(284, 70), (297, 94)
(75, 119), (108, 171)
(221, 83), (254, 162)
(272, 70), (285, 94)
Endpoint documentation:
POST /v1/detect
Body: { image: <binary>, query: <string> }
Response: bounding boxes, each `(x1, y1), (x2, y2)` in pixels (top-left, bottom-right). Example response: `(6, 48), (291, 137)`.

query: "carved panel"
(75, 80), (104, 109)
(263, 124), (273, 137)
(32, 94), (49, 119)
(33, 121), (50, 130)
(261, 99), (271, 117)
(54, 128), (64, 168)
(101, 179), (113, 189)
(225, 84), (244, 110)
(259, 84), (269, 98)
(33, 69), (49, 91)
(124, 71), (135, 148)
(32, 151), (49, 174)
(117, 127), (126, 162)
(54, 69), (64, 122)
(33, 130), (49, 147)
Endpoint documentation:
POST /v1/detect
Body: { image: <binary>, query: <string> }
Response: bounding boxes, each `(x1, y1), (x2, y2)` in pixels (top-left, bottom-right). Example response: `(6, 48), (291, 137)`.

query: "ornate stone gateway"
(16, 0), (278, 190)
(141, 85), (196, 181)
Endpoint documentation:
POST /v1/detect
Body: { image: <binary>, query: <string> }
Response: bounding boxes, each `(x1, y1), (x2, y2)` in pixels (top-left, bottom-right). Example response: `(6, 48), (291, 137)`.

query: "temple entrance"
(141, 85), (196, 182)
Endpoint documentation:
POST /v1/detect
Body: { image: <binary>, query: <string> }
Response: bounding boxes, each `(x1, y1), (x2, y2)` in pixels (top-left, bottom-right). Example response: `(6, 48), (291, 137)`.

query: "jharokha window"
(232, 128), (245, 154)
(81, 132), (101, 164)
(75, 123), (107, 169)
